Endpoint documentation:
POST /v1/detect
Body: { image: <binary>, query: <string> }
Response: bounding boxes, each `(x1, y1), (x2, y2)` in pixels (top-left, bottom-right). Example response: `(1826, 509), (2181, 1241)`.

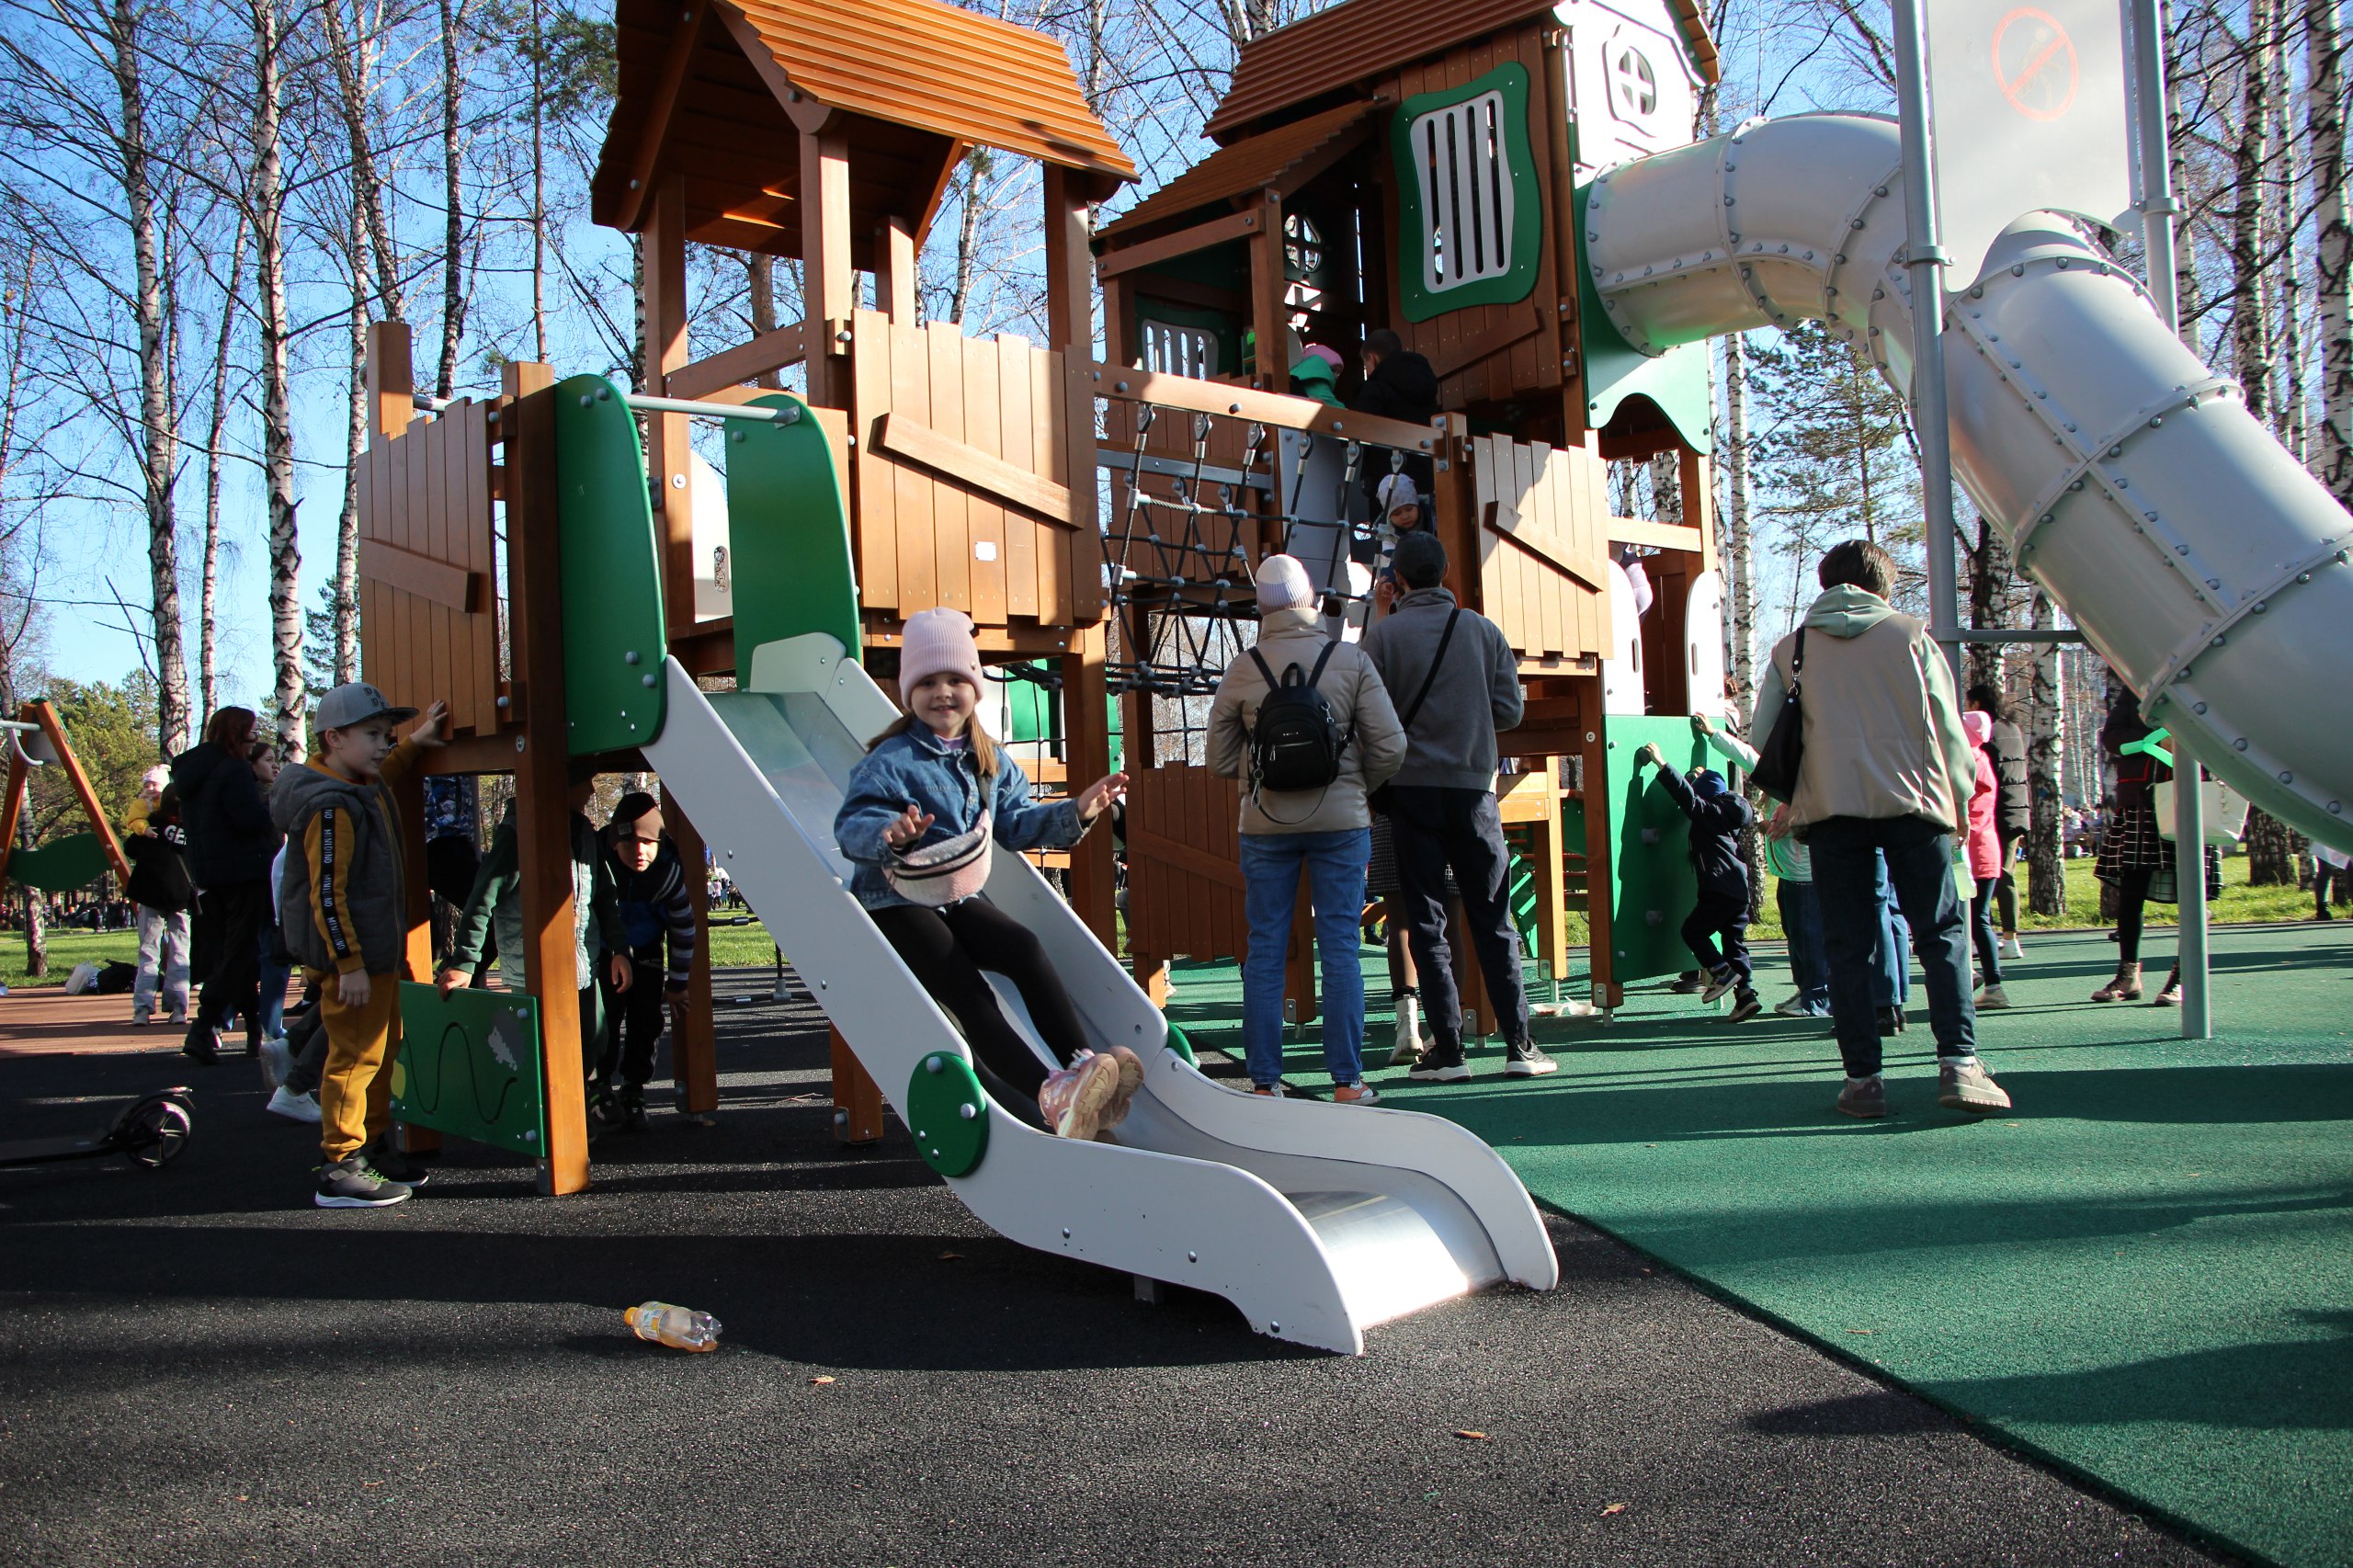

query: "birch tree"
(2310, 0), (2352, 501)
(251, 0), (305, 753)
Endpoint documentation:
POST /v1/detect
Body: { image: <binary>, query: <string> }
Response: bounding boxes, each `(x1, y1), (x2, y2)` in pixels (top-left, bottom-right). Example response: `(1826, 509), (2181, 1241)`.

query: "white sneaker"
(266, 1085), (323, 1123)
(257, 1034), (293, 1094)
(2002, 935), (2026, 960)
(1388, 994), (1427, 1065)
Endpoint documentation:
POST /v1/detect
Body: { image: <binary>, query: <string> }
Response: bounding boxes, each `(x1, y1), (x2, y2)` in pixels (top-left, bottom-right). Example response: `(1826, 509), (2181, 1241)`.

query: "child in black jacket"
(1638, 744), (1760, 1022)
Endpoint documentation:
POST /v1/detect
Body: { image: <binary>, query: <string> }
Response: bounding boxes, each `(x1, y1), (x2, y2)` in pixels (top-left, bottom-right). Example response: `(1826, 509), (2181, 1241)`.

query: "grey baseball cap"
(313, 682), (417, 733)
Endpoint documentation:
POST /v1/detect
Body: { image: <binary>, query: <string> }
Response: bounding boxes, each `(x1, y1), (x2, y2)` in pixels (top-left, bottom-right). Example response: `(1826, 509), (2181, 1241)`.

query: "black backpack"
(1246, 640), (1349, 793)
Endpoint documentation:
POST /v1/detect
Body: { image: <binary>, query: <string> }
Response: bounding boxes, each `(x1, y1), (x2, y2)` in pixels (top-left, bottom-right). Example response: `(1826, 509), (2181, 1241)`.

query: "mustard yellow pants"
(311, 969), (402, 1163)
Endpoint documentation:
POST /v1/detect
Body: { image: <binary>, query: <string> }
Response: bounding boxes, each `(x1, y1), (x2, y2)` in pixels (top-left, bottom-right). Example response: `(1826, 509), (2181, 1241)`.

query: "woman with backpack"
(1208, 554), (1406, 1101)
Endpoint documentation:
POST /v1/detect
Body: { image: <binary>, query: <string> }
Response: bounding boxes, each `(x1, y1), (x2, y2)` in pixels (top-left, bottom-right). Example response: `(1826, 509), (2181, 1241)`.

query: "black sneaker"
(620, 1085), (650, 1133)
(314, 1155), (411, 1209)
(1504, 1040), (1558, 1077)
(1666, 971), (1706, 994)
(179, 1025), (221, 1067)
(1726, 992), (1764, 1024)
(1408, 1044), (1472, 1082)
(368, 1142), (432, 1189)
(1875, 1005), (1906, 1038)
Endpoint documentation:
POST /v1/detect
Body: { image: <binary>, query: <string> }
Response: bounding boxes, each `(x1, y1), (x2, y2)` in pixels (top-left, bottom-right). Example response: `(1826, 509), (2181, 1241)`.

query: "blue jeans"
(1240, 827), (1370, 1089)
(1872, 853), (1911, 1009)
(1809, 815), (1976, 1078)
(1777, 879), (1830, 1011)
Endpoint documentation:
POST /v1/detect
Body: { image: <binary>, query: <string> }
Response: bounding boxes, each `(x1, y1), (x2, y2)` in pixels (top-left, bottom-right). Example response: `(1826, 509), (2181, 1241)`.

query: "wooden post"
(0, 733), (27, 885)
(365, 322), (415, 447)
(876, 214), (915, 321)
(28, 701), (129, 885)
(830, 1023), (885, 1144)
(502, 359), (592, 1196)
(1118, 661), (1168, 1006)
(664, 796), (720, 1116)
(800, 122), (855, 411)
(1581, 692), (1620, 1007)
(1060, 621), (1117, 947)
(643, 176), (699, 643)
(1248, 187), (1289, 389)
(391, 758), (441, 1156)
(1431, 414), (1479, 608)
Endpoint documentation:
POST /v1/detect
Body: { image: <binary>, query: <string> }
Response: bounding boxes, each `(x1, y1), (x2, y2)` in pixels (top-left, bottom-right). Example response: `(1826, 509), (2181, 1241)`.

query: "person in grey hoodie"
(1751, 540), (2010, 1119)
(1359, 530), (1555, 1082)
(1209, 553), (1405, 1100)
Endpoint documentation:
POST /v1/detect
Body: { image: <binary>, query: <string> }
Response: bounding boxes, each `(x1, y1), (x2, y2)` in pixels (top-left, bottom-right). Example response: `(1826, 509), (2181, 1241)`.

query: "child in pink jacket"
(1961, 711), (2010, 1009)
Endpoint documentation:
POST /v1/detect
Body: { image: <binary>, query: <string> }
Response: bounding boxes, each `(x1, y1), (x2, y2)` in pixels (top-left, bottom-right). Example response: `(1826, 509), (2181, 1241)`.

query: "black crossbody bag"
(1747, 627), (1806, 801)
(1368, 607), (1461, 815)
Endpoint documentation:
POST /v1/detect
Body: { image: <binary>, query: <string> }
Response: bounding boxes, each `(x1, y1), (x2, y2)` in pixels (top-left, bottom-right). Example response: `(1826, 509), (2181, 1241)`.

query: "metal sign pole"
(2127, 0), (2211, 1040)
(1893, 0), (1963, 683)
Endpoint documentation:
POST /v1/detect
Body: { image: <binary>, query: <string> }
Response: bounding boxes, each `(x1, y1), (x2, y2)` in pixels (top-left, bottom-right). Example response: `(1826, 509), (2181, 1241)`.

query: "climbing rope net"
(1096, 403), (1406, 700)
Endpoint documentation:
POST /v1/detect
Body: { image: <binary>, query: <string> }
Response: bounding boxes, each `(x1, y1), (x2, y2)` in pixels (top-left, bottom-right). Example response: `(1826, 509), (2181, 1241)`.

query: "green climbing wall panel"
(4, 832), (108, 893)
(392, 982), (548, 1159)
(1600, 716), (1712, 985)
(553, 375), (670, 755)
(724, 392), (860, 674)
(906, 1050), (990, 1177)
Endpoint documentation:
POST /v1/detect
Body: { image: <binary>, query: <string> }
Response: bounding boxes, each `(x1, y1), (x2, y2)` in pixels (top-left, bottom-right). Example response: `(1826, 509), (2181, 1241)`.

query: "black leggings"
(189, 881), (267, 1048)
(871, 899), (1088, 1105)
(2114, 866), (2155, 964)
(1995, 826), (2022, 934)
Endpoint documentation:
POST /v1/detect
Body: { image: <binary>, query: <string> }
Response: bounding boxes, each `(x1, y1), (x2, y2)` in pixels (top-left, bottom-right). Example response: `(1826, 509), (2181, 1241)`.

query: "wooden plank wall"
(850, 312), (1088, 630)
(1123, 763), (1248, 962)
(1384, 20), (1564, 409)
(1472, 434), (1611, 665)
(357, 399), (501, 736)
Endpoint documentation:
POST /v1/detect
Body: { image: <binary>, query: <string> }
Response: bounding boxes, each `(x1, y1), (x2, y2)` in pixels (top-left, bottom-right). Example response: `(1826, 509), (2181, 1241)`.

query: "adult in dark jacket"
(1353, 328), (1438, 512)
(1639, 749), (1760, 1021)
(124, 784), (195, 1025)
(1967, 683), (2029, 956)
(171, 706), (284, 1065)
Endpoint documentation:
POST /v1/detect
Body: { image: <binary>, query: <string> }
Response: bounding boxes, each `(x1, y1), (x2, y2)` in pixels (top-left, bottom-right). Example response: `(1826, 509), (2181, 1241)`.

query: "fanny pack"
(883, 809), (994, 906)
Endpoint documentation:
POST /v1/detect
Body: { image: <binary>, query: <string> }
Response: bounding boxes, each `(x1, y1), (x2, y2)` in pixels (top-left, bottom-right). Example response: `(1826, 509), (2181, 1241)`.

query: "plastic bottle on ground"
(624, 1301), (722, 1351)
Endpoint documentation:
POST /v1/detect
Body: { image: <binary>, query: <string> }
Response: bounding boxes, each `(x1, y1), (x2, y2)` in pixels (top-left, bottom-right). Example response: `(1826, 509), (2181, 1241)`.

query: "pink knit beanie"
(899, 607), (984, 704)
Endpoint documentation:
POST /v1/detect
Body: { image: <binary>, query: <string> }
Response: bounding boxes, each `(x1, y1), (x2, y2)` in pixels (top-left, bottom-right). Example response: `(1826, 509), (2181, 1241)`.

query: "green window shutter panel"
(1393, 63), (1542, 324)
(725, 392), (861, 673)
(553, 376), (671, 754)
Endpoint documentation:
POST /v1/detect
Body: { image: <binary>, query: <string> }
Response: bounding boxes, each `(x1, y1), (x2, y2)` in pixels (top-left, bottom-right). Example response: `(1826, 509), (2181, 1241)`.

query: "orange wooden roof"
(1096, 101), (1379, 243)
(593, 0), (1132, 255)
(1204, 0), (1720, 143)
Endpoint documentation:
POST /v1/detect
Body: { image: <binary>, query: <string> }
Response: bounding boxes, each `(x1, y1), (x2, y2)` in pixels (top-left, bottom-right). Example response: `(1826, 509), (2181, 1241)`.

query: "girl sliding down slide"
(834, 608), (1140, 1141)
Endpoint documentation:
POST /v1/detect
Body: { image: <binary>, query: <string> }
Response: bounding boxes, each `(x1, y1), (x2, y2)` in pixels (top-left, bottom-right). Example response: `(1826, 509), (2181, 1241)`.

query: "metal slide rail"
(1583, 113), (2353, 852)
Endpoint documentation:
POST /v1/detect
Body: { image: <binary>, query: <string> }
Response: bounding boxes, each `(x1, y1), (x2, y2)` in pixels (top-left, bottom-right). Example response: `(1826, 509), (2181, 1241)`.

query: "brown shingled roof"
(1096, 100), (1379, 242)
(1204, 0), (1720, 143)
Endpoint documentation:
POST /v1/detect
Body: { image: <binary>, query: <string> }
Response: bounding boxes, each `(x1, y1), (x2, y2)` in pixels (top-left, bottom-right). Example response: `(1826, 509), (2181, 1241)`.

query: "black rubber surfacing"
(0, 973), (2236, 1567)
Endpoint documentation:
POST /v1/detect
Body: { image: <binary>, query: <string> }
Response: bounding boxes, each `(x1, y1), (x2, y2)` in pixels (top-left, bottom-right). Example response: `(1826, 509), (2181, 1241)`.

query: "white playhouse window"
(1410, 88), (1518, 296)
(1140, 319), (1219, 379)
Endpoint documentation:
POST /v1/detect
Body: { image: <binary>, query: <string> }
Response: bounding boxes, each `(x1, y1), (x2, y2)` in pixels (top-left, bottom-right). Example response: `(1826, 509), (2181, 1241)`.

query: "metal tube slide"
(1584, 113), (2353, 851)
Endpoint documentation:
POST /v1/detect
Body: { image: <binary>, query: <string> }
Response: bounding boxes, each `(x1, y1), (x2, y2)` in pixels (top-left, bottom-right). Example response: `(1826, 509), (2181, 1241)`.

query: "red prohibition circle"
(1991, 7), (2080, 122)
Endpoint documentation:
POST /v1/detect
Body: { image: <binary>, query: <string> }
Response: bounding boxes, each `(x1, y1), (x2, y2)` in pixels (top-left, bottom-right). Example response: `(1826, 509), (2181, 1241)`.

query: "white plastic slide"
(641, 633), (1557, 1355)
(1583, 112), (2353, 853)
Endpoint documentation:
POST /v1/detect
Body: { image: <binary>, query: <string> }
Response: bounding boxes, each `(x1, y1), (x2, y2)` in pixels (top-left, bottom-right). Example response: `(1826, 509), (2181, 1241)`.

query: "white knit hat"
(1376, 472), (1420, 516)
(898, 607), (984, 703)
(1255, 553), (1315, 611)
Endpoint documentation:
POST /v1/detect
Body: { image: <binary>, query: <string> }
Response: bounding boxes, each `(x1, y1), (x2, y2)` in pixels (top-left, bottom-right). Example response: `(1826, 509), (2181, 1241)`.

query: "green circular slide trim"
(1164, 1023), (1198, 1066)
(906, 1052), (989, 1177)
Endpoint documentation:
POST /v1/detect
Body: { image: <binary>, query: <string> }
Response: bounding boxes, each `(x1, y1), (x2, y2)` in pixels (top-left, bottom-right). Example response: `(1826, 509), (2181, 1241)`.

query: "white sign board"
(1926, 0), (2135, 285)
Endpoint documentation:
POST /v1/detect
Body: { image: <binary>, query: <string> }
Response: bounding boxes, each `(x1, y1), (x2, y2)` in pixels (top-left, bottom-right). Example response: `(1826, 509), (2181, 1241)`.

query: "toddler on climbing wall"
(833, 608), (1140, 1141)
(1636, 743), (1762, 1024)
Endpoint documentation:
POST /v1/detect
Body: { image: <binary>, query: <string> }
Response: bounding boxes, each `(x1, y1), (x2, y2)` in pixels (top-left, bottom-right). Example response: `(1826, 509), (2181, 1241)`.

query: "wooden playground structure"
(351, 0), (1727, 1193)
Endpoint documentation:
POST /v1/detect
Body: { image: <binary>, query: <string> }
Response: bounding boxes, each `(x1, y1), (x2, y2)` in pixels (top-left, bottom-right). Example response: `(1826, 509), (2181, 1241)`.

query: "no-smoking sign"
(1992, 7), (2080, 121)
(1927, 0), (2131, 281)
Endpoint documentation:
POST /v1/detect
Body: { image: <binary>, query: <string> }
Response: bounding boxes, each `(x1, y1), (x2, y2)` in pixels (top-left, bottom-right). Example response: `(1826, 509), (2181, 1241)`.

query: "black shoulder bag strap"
(1396, 608), (1462, 735)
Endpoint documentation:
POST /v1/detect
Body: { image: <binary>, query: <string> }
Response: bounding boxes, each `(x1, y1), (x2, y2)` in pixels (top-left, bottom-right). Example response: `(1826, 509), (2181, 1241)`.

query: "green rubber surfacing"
(1161, 923), (2353, 1566)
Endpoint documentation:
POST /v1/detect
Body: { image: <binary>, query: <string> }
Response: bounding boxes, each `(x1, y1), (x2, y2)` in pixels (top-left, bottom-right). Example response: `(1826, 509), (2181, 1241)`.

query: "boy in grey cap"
(272, 682), (448, 1208)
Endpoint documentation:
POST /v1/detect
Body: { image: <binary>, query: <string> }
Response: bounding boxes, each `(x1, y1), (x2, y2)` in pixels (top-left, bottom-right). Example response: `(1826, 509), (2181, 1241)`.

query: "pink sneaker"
(1099, 1046), (1145, 1127)
(1037, 1053), (1121, 1141)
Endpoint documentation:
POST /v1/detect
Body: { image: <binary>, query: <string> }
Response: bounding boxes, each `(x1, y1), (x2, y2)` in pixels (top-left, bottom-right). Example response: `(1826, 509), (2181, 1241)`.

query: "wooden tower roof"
(1203, 0), (1719, 144)
(592, 0), (1134, 257)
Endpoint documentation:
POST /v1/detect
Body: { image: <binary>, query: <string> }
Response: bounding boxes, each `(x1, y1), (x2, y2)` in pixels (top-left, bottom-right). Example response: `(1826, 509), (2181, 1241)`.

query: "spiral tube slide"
(1584, 112), (2353, 852)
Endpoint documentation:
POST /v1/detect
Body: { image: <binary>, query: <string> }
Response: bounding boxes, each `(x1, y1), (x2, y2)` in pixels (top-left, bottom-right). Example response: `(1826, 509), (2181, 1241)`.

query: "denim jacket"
(833, 725), (1087, 911)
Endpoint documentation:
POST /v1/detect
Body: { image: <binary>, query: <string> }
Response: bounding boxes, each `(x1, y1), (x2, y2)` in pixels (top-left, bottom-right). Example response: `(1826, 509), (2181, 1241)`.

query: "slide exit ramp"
(642, 633), (1557, 1355)
(1584, 113), (2352, 854)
